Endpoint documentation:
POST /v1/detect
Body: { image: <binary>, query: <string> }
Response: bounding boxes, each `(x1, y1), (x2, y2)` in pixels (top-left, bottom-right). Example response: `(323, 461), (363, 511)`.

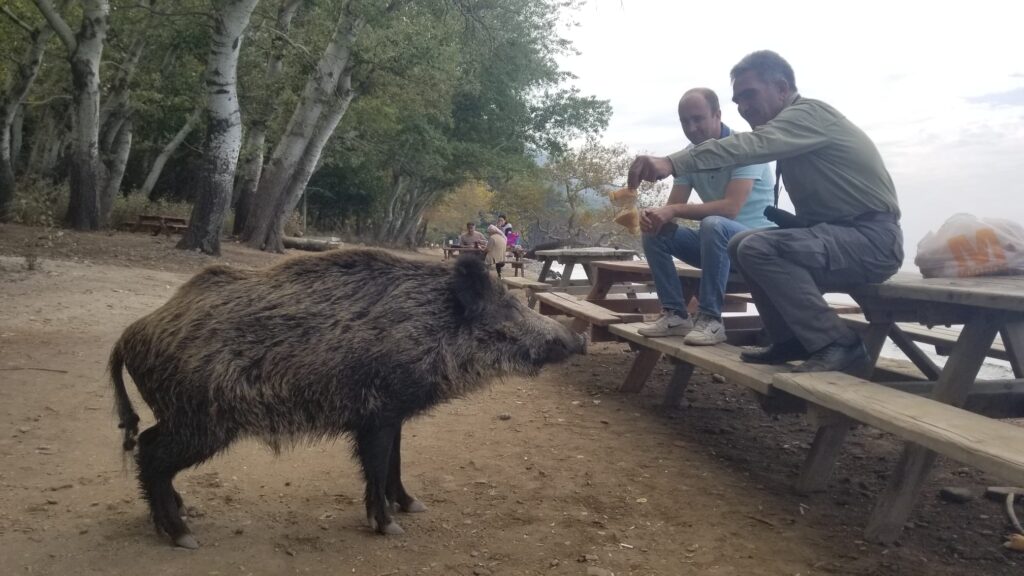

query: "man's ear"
(452, 254), (490, 319)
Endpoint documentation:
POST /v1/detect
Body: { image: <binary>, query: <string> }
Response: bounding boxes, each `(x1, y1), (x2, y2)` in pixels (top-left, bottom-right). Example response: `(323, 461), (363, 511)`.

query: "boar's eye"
(451, 254), (491, 319)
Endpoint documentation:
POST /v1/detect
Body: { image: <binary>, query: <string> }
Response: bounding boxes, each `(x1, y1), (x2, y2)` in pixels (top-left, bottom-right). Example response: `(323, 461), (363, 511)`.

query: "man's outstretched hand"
(627, 156), (674, 189)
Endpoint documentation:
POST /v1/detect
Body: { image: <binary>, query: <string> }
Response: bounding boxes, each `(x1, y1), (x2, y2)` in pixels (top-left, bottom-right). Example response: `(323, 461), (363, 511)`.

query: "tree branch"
(1, 6), (36, 35)
(31, 0), (75, 50)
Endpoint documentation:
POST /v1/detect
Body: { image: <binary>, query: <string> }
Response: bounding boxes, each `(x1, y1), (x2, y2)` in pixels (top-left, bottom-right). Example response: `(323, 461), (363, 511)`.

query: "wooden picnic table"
(442, 245), (486, 259)
(132, 214), (188, 236)
(828, 273), (1024, 542)
(533, 247), (636, 287)
(603, 271), (1024, 543)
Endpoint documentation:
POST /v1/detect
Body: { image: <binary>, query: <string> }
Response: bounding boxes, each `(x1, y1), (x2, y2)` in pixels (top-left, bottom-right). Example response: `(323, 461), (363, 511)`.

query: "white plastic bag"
(915, 213), (1024, 278)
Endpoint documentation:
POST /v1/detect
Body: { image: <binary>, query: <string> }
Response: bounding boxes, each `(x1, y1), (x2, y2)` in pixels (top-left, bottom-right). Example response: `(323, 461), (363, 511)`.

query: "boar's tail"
(109, 342), (140, 452)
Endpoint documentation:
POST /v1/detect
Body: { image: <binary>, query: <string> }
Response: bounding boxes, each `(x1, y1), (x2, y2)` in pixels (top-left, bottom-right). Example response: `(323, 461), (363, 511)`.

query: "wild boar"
(109, 249), (584, 548)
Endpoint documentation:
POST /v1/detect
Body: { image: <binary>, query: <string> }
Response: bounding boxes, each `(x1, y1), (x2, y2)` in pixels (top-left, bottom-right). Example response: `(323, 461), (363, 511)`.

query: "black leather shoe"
(793, 340), (870, 374)
(739, 339), (811, 364)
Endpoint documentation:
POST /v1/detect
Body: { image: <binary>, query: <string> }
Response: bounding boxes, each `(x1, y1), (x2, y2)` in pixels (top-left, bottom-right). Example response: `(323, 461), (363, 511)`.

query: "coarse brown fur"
(109, 248), (584, 547)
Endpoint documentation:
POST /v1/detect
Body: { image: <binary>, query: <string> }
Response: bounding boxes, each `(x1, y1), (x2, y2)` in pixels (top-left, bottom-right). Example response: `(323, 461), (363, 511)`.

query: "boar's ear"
(452, 254), (491, 319)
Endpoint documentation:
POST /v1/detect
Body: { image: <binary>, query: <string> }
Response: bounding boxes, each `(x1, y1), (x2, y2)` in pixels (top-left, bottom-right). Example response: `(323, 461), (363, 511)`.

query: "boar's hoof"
(174, 533), (200, 549)
(368, 517), (405, 535)
(403, 499), (428, 513)
(402, 499), (427, 513)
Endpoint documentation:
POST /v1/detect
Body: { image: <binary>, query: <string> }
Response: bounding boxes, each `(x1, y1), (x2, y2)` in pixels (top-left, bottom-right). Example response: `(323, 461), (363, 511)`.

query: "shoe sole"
(684, 334), (726, 346)
(638, 329), (692, 337)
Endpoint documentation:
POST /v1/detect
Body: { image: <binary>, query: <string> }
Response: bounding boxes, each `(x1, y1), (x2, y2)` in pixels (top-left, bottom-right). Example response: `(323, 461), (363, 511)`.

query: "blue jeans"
(642, 216), (750, 318)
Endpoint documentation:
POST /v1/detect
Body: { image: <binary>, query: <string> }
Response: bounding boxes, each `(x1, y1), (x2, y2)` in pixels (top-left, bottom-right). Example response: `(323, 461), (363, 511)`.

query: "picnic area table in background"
(126, 215), (188, 236)
(442, 245), (487, 260)
(533, 247), (636, 287)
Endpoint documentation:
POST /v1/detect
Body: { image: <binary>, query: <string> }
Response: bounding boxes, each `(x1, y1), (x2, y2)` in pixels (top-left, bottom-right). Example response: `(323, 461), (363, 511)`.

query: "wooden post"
(864, 312), (1000, 543)
(796, 322), (891, 493)
(1001, 320), (1024, 378)
(662, 360), (695, 410)
(619, 348), (661, 393)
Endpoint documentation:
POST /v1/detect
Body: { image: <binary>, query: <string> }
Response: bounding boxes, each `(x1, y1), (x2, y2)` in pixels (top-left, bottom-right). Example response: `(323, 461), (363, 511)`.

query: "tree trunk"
(99, 119), (131, 227)
(177, 0), (260, 255)
(232, 0), (302, 236)
(140, 107), (201, 199)
(32, 0), (110, 230)
(261, 81), (355, 252)
(11, 106), (24, 176)
(0, 24), (54, 220)
(243, 7), (363, 250)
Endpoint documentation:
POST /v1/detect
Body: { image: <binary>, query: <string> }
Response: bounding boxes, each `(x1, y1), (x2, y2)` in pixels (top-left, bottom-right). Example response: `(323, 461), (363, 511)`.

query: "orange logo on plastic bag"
(947, 228), (1007, 277)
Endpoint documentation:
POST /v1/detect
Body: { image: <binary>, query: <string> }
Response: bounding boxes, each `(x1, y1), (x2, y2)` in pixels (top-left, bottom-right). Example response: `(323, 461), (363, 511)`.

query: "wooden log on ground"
(283, 237), (342, 252)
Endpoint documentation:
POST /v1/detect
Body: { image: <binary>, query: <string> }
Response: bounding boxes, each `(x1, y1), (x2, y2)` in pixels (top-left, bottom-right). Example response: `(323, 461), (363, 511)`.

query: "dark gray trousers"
(728, 219), (903, 352)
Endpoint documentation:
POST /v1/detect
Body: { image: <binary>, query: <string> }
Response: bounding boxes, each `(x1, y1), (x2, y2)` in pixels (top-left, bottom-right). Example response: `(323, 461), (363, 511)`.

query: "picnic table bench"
(131, 214), (188, 236)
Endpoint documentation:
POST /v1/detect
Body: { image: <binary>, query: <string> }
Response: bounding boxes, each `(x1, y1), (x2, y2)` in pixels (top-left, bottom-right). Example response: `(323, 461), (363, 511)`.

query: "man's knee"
(699, 215), (730, 237)
(641, 231), (666, 256)
(735, 232), (777, 269)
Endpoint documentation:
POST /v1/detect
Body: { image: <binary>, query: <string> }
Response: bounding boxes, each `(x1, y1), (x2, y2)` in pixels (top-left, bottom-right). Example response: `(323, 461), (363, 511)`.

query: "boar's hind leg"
(387, 423), (426, 513)
(136, 423), (228, 548)
(356, 424), (404, 535)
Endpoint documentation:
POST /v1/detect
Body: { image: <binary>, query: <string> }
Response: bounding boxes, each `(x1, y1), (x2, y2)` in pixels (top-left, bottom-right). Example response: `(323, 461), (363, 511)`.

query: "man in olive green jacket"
(628, 50), (903, 373)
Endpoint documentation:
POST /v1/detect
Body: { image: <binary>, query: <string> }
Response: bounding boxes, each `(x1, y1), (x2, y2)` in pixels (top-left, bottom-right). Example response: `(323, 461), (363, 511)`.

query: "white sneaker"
(684, 313), (727, 346)
(637, 310), (694, 337)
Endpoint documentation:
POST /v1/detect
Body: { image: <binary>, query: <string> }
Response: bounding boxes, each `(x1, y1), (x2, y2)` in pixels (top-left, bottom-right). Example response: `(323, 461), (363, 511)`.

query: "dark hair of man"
(681, 87), (720, 114)
(466, 222), (474, 227)
(730, 50), (798, 92)
(498, 214), (507, 220)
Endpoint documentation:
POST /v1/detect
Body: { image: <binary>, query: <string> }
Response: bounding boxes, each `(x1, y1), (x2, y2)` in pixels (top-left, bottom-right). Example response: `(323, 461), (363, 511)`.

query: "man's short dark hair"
(497, 214), (507, 220)
(681, 87), (720, 114)
(466, 222), (474, 227)
(730, 50), (798, 92)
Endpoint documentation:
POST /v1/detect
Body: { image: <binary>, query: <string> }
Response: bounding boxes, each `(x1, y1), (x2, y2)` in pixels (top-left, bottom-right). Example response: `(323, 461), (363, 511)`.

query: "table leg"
(560, 261), (576, 288)
(537, 258), (553, 283)
(586, 269), (617, 301)
(887, 325), (942, 380)
(619, 348), (661, 393)
(1001, 320), (1024, 378)
(796, 322), (891, 493)
(662, 360), (695, 410)
(864, 312), (1000, 543)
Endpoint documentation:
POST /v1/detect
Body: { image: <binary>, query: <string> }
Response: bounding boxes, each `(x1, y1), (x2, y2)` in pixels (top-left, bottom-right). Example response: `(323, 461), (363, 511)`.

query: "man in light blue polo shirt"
(638, 87), (774, 344)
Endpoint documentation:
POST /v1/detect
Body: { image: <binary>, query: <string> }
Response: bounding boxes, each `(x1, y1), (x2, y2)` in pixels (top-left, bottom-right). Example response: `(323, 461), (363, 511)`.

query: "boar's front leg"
(387, 423), (426, 514)
(356, 424), (404, 535)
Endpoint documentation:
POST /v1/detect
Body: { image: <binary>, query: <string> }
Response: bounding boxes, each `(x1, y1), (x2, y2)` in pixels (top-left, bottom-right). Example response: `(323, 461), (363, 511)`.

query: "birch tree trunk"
(99, 119), (131, 227)
(33, 0), (110, 230)
(140, 107), (201, 198)
(261, 79), (356, 252)
(177, 0), (260, 255)
(1, 24), (54, 220)
(242, 6), (363, 250)
(232, 0), (302, 236)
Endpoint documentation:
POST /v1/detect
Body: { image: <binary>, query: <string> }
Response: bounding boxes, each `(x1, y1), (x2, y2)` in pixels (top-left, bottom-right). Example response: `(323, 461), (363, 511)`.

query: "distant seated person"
(458, 222), (487, 248)
(496, 214), (513, 236)
(637, 87), (775, 346)
(485, 225), (508, 277)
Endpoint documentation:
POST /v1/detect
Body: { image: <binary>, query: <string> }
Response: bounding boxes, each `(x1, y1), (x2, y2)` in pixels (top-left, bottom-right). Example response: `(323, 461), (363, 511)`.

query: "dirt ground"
(0, 223), (1020, 576)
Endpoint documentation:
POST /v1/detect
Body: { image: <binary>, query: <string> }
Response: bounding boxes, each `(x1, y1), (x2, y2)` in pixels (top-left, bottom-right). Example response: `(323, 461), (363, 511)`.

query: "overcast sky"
(556, 0), (1024, 266)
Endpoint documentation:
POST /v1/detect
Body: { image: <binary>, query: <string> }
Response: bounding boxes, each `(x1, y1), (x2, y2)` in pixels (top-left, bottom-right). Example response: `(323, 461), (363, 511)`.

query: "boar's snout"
(533, 321), (587, 366)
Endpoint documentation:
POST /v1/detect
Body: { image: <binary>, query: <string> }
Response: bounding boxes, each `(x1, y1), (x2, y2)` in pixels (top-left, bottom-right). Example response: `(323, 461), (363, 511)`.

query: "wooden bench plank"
(609, 322), (790, 396)
(502, 276), (551, 291)
(535, 292), (638, 325)
(773, 371), (1024, 485)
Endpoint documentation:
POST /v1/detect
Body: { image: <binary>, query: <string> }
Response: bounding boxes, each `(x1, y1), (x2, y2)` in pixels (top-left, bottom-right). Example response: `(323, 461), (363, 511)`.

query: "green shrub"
(10, 177), (68, 229)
